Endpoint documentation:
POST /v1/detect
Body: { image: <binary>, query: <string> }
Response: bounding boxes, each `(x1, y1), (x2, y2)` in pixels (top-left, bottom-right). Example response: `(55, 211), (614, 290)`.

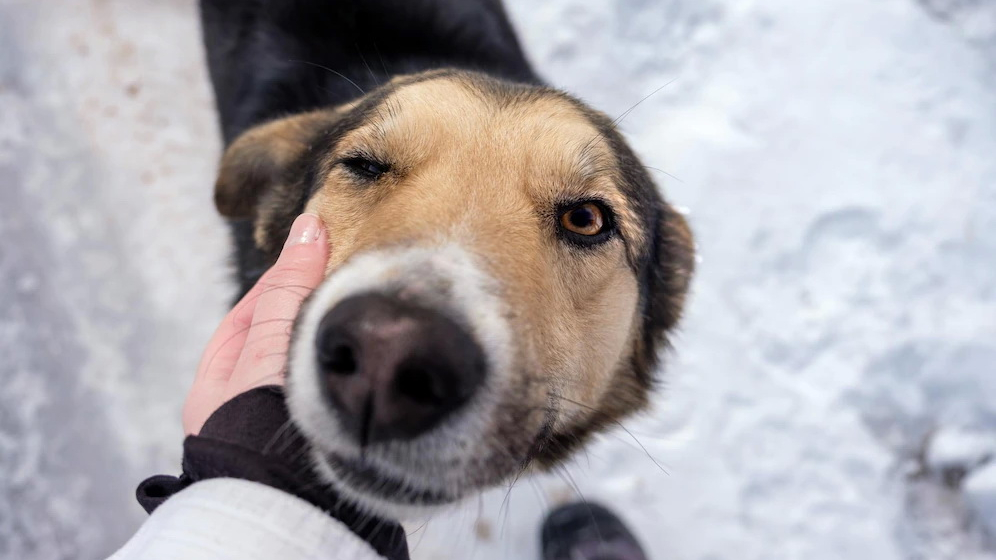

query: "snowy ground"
(1, 0), (994, 559)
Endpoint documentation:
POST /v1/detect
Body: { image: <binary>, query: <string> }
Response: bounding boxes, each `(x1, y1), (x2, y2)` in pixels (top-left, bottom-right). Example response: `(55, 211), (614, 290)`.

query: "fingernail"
(285, 213), (322, 247)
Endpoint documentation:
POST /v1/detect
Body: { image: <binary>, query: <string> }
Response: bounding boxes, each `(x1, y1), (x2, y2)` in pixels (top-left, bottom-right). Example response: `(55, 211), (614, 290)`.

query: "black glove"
(136, 386), (409, 560)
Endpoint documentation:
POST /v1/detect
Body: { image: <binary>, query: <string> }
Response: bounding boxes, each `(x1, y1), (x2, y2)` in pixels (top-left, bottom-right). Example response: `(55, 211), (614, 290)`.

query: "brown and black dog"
(200, 0), (694, 519)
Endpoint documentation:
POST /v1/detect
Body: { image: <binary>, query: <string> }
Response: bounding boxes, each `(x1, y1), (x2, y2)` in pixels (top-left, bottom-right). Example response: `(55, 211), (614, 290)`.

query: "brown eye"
(560, 203), (605, 236)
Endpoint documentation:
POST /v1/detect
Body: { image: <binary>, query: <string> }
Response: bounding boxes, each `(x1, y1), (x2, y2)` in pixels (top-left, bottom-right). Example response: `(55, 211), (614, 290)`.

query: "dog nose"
(314, 293), (487, 445)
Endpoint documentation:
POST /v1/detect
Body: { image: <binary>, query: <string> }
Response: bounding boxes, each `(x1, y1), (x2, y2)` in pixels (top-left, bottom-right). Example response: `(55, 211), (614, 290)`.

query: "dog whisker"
(610, 77), (679, 129)
(261, 419), (298, 455)
(372, 42), (390, 77)
(548, 394), (671, 476)
(288, 59), (366, 95)
(231, 283), (316, 319)
(354, 43), (381, 86)
(643, 165), (685, 184)
(552, 464), (608, 546)
(408, 512), (434, 555)
(245, 371), (288, 388)
(406, 518), (430, 538)
(200, 318), (297, 374)
(248, 351), (290, 362)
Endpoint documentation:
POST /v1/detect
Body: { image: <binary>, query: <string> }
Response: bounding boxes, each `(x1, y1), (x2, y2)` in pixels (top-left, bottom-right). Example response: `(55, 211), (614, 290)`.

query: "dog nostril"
(315, 293), (488, 443)
(320, 343), (358, 376)
(395, 365), (444, 406)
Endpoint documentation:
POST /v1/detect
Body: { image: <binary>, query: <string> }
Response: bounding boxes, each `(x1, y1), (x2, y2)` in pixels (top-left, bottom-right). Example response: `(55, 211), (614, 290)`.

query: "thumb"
(265, 212), (329, 288)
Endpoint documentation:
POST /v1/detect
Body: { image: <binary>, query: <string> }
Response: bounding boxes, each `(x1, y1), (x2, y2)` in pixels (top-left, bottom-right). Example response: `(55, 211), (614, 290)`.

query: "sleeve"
(110, 478), (387, 560)
(132, 387), (408, 559)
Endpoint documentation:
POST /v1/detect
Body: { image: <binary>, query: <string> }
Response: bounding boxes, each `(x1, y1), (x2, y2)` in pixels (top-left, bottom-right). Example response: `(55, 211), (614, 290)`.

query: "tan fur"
(300, 78), (641, 432)
(215, 110), (332, 219)
(215, 72), (695, 482)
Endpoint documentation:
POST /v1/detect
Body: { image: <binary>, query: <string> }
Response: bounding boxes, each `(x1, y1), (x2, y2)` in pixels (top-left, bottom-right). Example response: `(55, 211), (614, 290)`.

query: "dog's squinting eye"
(559, 202), (605, 236)
(341, 156), (389, 179)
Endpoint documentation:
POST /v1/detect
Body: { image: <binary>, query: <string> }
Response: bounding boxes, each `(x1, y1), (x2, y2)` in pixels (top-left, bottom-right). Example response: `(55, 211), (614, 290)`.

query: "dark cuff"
(136, 386), (409, 560)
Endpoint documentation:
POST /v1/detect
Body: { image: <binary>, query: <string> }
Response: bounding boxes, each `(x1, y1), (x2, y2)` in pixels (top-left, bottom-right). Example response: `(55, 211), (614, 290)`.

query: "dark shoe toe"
(541, 501), (648, 560)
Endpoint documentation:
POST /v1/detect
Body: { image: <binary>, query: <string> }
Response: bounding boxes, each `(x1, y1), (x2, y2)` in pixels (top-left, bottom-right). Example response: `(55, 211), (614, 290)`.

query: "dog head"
(215, 70), (694, 518)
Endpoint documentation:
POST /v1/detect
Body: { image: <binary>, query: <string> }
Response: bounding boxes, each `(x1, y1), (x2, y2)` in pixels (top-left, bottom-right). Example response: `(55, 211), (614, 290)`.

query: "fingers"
(227, 213), (329, 397)
(192, 277), (263, 386)
(190, 217), (316, 386)
(183, 213), (329, 434)
(184, 259), (276, 435)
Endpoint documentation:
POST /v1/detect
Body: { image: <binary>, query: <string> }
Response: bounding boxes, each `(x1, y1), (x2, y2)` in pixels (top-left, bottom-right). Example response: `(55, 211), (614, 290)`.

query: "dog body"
(200, 0), (694, 519)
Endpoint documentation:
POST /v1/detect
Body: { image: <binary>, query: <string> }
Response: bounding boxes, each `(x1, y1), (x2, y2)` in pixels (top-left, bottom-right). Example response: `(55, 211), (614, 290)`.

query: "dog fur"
(199, 0), (695, 517)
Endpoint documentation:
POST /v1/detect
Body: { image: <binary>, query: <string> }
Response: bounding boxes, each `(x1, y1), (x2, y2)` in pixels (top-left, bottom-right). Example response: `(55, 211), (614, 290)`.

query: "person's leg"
(541, 502), (648, 560)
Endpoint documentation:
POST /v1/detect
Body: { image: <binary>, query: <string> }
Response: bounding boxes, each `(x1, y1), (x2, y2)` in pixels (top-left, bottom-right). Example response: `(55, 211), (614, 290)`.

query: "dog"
(199, 0), (695, 520)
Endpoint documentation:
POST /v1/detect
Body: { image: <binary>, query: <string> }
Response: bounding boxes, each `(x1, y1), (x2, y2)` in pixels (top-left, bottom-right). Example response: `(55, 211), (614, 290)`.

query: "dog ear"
(214, 110), (335, 218)
(635, 202), (695, 378)
(651, 204), (695, 331)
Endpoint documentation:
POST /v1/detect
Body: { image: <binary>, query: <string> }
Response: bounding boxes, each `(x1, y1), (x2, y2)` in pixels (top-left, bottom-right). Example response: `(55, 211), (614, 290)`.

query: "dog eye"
(559, 202), (606, 236)
(341, 156), (389, 179)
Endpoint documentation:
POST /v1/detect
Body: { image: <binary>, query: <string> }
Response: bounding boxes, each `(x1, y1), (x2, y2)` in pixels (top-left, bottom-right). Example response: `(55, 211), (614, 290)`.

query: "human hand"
(182, 213), (329, 435)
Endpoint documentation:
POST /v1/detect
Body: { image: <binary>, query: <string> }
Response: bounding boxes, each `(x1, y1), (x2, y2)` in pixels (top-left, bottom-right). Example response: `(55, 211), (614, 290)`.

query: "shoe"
(541, 501), (648, 560)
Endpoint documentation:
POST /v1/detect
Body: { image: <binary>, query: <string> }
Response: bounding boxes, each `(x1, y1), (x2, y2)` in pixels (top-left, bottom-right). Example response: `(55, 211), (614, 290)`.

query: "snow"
(967, 464), (996, 537)
(1, 0), (994, 559)
(927, 428), (995, 476)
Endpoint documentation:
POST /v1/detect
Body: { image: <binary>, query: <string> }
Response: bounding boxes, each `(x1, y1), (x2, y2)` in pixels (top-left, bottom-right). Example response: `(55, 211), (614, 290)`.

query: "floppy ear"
(650, 204), (695, 331)
(634, 202), (695, 379)
(214, 110), (335, 218)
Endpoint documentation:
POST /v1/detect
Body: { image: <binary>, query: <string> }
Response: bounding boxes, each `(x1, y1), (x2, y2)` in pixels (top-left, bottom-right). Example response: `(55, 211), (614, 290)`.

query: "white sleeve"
(108, 478), (387, 560)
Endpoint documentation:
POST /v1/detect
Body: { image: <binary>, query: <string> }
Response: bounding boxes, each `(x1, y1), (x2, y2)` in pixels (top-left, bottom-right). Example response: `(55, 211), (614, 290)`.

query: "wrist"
(137, 387), (409, 560)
